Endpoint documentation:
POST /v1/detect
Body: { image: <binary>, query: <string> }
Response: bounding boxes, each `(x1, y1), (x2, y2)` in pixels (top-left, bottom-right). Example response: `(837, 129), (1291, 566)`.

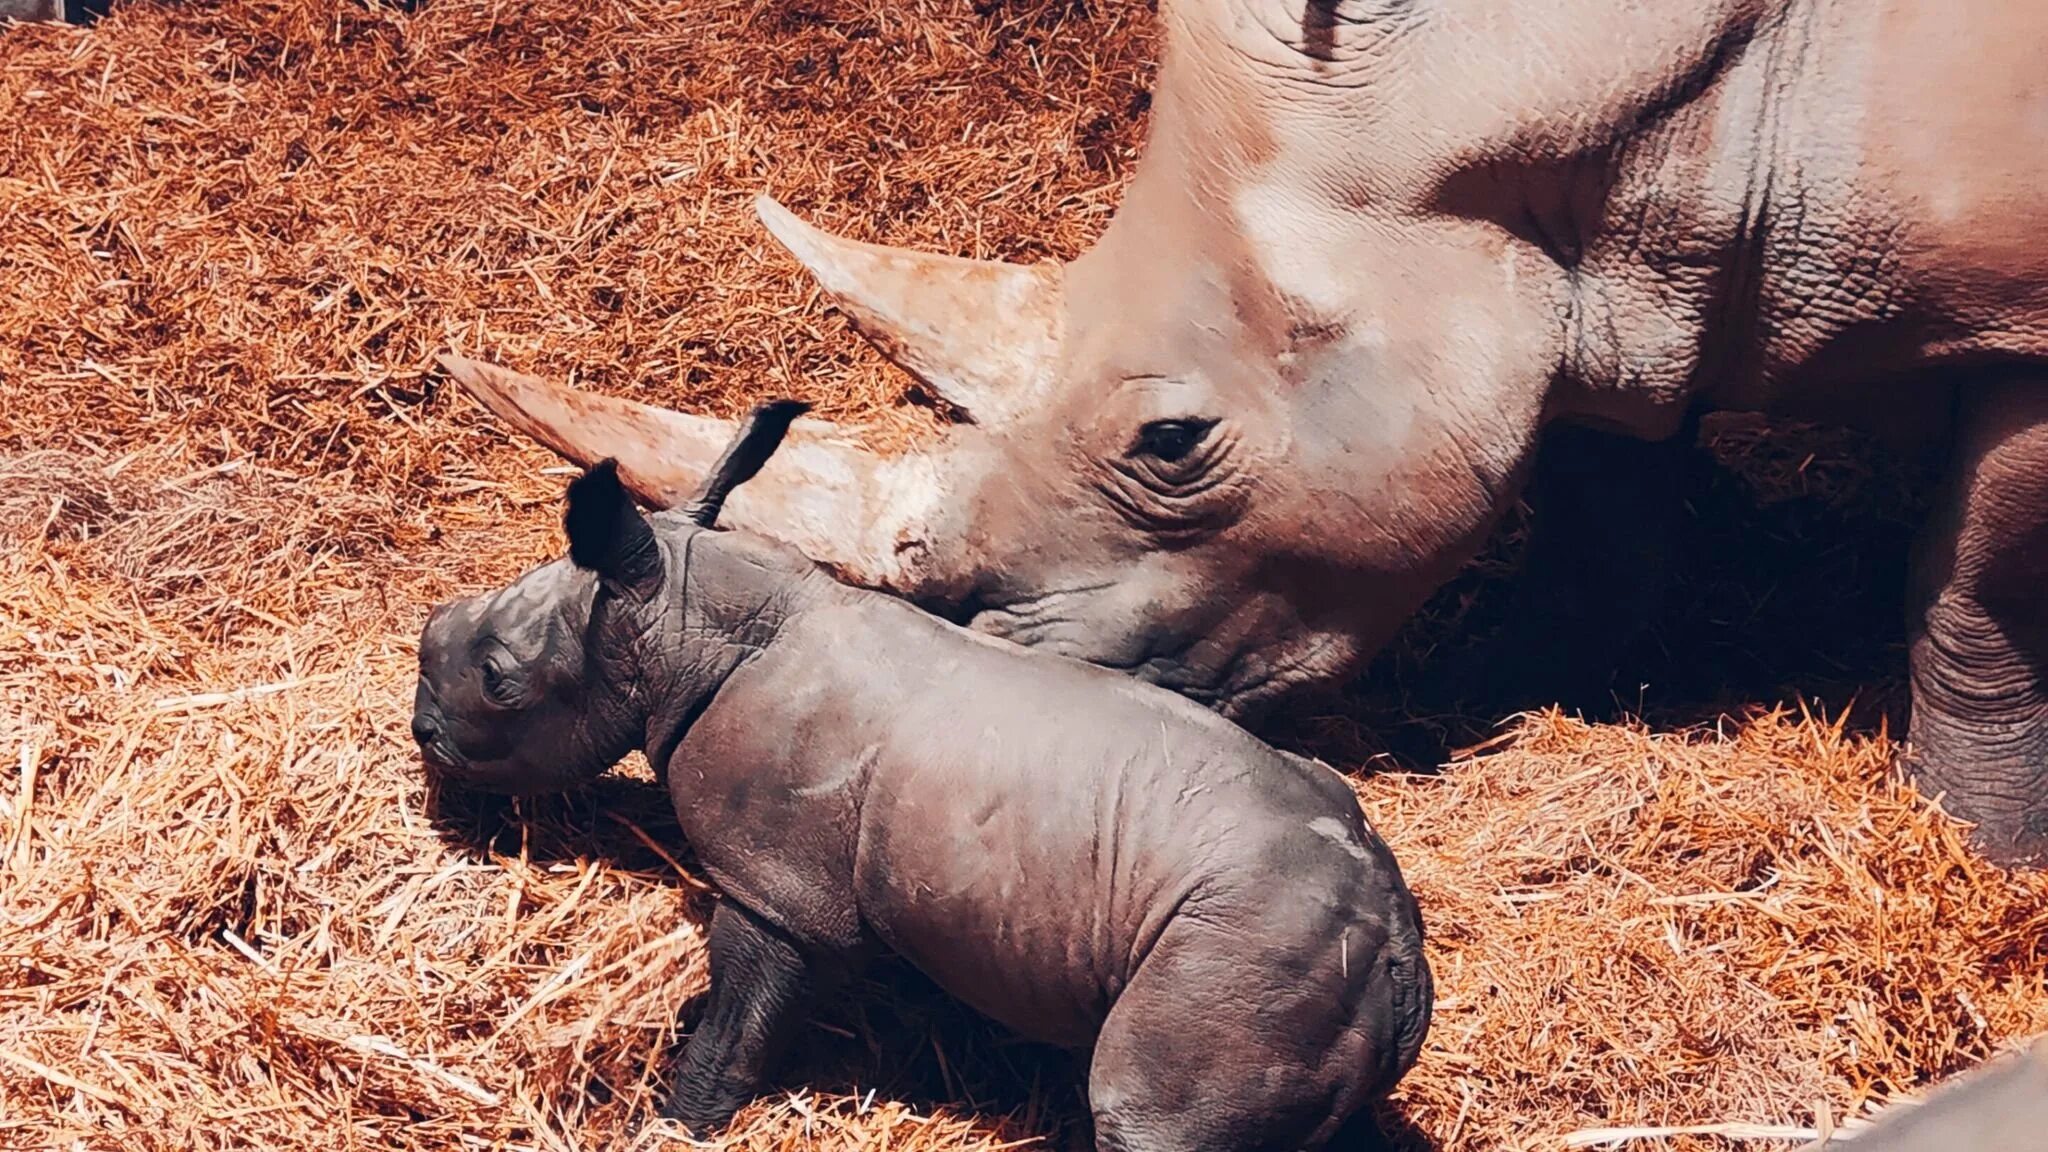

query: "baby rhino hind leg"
(1088, 907), (1412, 1152)
(657, 900), (815, 1135)
(1908, 379), (2048, 865)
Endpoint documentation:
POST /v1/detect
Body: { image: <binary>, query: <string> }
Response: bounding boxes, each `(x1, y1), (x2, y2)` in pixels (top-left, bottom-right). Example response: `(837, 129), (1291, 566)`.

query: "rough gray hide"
(409, 451), (1432, 1149)
(1800, 1037), (2048, 1152)
(0, 0), (65, 21)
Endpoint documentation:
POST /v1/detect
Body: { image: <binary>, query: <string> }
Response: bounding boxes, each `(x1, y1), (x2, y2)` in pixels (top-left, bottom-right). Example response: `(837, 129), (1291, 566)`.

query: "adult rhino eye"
(1130, 419), (1216, 463)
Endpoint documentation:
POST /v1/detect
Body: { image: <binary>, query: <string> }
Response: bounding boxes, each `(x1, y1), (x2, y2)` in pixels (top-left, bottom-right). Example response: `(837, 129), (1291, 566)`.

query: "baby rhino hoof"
(648, 1095), (739, 1145)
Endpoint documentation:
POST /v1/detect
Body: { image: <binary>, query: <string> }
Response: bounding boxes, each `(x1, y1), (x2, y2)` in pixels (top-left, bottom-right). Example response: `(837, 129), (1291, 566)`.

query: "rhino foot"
(655, 900), (816, 1134)
(1905, 380), (2048, 867)
(1907, 602), (2048, 865)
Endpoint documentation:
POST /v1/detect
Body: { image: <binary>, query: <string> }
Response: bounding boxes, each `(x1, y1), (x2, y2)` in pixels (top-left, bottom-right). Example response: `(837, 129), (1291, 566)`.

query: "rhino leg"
(1906, 379), (2048, 865)
(1087, 911), (1411, 1152)
(1435, 418), (1697, 716)
(657, 899), (815, 1134)
(1323, 1107), (1398, 1152)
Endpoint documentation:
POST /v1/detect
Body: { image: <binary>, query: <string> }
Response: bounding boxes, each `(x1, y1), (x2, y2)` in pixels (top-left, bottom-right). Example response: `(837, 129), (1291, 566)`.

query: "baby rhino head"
(411, 461), (668, 794)
(410, 399), (810, 795)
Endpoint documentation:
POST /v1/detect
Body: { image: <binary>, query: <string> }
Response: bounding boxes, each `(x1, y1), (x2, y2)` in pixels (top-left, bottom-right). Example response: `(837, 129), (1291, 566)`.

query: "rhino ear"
(565, 459), (664, 600)
(754, 195), (1063, 424)
(684, 398), (812, 529)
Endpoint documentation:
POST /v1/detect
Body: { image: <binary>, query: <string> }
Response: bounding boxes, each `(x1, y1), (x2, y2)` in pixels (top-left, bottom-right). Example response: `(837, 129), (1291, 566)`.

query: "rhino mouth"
(416, 742), (460, 775)
(974, 602), (1353, 723)
(955, 589), (1247, 710)
(409, 678), (481, 777)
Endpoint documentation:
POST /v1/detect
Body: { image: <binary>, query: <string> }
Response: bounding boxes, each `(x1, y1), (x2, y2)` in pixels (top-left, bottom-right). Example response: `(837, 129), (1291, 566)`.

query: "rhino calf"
(410, 404), (1432, 1149)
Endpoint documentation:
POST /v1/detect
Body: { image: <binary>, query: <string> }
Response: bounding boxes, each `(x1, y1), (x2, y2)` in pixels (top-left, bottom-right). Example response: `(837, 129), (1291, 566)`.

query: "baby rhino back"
(666, 589), (1430, 1150)
(680, 593), (1422, 1053)
(826, 598), (1434, 1148)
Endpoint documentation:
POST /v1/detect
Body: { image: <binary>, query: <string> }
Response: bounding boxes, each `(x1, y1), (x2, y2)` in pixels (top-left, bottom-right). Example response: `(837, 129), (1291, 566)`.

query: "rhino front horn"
(435, 354), (952, 596)
(753, 195), (1064, 424)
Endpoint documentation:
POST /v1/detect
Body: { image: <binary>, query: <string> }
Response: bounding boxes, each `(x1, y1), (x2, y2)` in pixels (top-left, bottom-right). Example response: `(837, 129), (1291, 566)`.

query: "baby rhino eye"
(1130, 419), (1216, 463)
(481, 653), (520, 706)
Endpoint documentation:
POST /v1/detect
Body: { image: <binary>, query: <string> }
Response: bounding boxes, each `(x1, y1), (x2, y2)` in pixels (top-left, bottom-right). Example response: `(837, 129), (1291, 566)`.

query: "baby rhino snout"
(409, 680), (448, 762)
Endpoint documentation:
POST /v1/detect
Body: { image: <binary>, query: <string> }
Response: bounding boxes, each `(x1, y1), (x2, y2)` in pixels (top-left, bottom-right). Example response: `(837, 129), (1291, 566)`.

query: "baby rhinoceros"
(410, 402), (1433, 1151)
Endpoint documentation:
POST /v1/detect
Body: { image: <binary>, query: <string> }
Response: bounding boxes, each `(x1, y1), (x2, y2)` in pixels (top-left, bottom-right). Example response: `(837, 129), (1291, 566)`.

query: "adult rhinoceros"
(440, 0), (2048, 862)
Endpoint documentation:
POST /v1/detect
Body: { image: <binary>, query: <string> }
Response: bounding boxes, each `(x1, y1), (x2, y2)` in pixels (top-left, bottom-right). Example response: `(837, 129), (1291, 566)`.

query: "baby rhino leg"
(1908, 380), (2048, 864)
(658, 899), (813, 1135)
(1088, 907), (1412, 1152)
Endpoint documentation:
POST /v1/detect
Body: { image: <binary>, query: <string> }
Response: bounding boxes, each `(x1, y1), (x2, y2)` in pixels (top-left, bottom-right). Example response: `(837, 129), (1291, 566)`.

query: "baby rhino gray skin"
(412, 463), (1432, 1151)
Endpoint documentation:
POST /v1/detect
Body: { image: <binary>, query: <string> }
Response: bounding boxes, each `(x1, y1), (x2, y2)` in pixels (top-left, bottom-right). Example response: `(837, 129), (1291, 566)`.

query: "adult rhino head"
(441, 8), (1617, 718)
(443, 154), (1527, 719)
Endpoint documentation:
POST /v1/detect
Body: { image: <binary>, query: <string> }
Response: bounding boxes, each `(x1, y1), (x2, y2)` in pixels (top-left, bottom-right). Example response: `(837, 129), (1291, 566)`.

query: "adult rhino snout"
(960, 574), (1372, 724)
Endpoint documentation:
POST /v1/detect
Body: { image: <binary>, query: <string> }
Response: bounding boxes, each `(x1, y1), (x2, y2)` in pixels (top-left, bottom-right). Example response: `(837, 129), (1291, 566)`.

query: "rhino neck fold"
(1551, 0), (1835, 436)
(638, 528), (838, 772)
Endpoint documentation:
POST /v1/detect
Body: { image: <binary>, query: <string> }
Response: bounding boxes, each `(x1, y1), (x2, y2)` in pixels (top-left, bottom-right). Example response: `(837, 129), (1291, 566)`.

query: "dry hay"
(1, 1), (2044, 1150)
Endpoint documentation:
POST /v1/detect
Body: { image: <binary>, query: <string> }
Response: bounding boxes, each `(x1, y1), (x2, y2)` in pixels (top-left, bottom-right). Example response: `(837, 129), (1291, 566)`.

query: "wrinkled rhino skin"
(410, 459), (1432, 1149)
(438, 0), (2048, 864)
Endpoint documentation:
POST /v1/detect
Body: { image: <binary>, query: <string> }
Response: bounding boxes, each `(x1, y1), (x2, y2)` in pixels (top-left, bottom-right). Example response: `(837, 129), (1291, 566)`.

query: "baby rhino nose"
(410, 679), (443, 748)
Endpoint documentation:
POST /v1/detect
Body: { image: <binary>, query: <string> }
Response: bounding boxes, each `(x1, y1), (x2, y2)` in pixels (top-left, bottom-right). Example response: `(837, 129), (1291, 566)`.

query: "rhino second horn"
(753, 194), (1065, 424)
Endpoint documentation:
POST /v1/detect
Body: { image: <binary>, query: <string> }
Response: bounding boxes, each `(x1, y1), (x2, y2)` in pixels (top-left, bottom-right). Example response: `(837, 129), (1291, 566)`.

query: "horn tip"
(436, 353), (504, 389)
(753, 194), (817, 252)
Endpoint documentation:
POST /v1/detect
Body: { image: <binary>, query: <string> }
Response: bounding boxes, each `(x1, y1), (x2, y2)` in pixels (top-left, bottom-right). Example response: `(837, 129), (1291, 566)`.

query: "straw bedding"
(1, 1), (2043, 1149)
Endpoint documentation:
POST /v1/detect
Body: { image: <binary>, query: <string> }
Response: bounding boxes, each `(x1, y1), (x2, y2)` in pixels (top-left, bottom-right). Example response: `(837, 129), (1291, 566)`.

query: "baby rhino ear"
(565, 459), (664, 599)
